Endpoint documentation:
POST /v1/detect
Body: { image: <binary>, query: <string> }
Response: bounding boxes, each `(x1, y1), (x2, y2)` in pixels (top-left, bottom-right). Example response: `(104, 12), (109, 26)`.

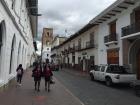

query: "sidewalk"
(0, 68), (84, 105)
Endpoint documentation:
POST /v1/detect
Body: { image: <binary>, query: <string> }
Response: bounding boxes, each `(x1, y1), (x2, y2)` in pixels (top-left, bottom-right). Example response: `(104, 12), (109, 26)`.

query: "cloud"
(38, 0), (117, 39)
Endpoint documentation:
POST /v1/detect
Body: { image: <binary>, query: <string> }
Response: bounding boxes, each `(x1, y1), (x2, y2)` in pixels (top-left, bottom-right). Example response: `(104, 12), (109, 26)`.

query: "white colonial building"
(89, 0), (140, 79)
(0, 0), (38, 87)
(53, 24), (99, 72)
(51, 36), (67, 64)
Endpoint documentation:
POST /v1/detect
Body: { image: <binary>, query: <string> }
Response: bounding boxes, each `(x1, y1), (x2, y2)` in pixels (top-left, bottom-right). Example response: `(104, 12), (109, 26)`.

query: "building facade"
(0, 0), (38, 87)
(53, 24), (99, 72)
(89, 0), (140, 79)
(52, 0), (140, 80)
(51, 36), (67, 64)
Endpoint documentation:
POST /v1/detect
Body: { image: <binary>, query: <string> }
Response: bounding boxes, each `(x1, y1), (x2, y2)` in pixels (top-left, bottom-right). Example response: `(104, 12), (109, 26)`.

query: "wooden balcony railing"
(104, 33), (117, 43)
(86, 41), (94, 49)
(122, 22), (140, 37)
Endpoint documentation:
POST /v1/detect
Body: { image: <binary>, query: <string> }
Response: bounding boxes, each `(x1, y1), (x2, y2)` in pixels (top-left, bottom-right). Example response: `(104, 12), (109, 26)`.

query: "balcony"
(122, 22), (140, 39)
(74, 42), (95, 52)
(69, 47), (75, 53)
(104, 33), (118, 46)
(75, 46), (78, 51)
(64, 49), (69, 54)
(86, 41), (94, 49)
(75, 45), (81, 51)
(61, 51), (65, 55)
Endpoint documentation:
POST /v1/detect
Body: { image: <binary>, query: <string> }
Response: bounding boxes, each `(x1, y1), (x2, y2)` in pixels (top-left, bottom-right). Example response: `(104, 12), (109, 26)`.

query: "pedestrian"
(32, 64), (42, 91)
(43, 64), (53, 92)
(16, 64), (24, 86)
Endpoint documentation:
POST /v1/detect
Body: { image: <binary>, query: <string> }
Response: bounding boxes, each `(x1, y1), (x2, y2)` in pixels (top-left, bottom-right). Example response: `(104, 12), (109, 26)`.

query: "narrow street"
(1, 0), (140, 105)
(54, 69), (140, 105)
(0, 69), (140, 105)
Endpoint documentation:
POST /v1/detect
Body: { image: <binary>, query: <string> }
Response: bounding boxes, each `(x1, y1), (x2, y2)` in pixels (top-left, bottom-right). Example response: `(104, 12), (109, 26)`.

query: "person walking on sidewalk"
(16, 64), (24, 86)
(32, 64), (42, 92)
(43, 64), (53, 92)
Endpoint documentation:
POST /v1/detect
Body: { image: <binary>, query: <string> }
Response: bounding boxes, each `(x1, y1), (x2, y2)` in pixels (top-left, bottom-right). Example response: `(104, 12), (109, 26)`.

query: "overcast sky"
(38, 0), (117, 40)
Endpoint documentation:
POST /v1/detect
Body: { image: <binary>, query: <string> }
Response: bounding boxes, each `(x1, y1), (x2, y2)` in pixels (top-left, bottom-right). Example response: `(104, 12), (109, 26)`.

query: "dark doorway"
(107, 49), (119, 64)
(137, 49), (140, 80)
(9, 35), (16, 74)
(0, 23), (2, 56)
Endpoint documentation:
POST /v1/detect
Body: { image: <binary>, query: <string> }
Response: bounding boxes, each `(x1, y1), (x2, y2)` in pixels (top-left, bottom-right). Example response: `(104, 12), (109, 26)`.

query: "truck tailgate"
(119, 74), (136, 82)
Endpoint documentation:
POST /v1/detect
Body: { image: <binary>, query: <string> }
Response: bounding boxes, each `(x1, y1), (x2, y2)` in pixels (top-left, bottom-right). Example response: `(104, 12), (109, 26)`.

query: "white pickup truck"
(89, 64), (136, 86)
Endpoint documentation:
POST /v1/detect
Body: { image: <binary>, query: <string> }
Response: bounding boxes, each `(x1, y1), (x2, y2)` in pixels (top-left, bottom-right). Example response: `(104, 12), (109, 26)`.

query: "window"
(106, 67), (111, 73)
(12, 0), (15, 9)
(47, 32), (49, 36)
(90, 32), (94, 41)
(101, 66), (105, 72)
(107, 65), (128, 74)
(109, 21), (116, 34)
(94, 66), (100, 71)
(78, 39), (81, 49)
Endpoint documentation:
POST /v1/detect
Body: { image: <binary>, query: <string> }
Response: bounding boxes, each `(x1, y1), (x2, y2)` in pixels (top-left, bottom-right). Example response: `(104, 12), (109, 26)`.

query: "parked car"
(50, 63), (59, 71)
(89, 64), (136, 86)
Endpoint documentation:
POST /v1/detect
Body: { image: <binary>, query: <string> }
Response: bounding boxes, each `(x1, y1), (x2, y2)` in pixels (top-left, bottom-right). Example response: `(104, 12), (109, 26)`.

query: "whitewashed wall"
(0, 0), (35, 86)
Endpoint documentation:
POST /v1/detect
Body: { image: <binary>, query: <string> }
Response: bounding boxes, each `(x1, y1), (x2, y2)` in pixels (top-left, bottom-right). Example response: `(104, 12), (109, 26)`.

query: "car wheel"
(90, 74), (94, 81)
(105, 78), (112, 86)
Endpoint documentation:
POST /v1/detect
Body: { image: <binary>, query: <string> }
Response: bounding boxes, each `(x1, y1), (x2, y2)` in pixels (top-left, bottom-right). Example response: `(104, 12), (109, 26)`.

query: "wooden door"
(109, 21), (116, 40)
(110, 22), (116, 34)
(107, 49), (119, 64)
(135, 10), (140, 23)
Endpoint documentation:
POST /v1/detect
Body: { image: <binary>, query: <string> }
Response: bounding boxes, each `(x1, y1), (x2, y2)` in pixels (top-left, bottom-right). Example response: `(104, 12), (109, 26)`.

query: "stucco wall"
(0, 0), (35, 86)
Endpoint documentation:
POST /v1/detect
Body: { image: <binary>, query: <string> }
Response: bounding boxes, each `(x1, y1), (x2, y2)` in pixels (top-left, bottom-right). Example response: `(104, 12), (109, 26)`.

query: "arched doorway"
(129, 39), (140, 80)
(22, 46), (24, 65)
(9, 35), (16, 74)
(0, 21), (6, 77)
(17, 41), (21, 67)
(137, 49), (140, 79)
(24, 49), (27, 68)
